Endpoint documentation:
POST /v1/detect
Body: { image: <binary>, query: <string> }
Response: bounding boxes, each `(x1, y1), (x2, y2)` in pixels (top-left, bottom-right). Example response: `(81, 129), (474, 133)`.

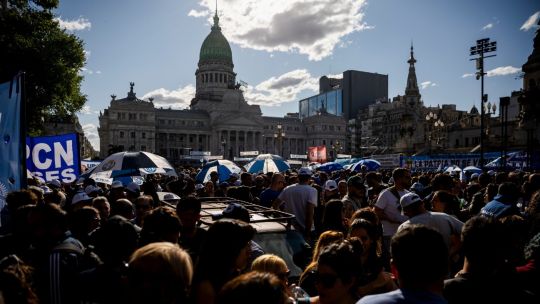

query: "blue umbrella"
(351, 159), (381, 171)
(317, 162), (344, 173)
(196, 160), (242, 183)
(244, 154), (290, 173)
(334, 158), (362, 166)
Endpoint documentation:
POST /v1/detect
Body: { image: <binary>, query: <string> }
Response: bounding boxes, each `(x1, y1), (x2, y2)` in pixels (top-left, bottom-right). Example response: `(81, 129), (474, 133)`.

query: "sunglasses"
(313, 270), (339, 288)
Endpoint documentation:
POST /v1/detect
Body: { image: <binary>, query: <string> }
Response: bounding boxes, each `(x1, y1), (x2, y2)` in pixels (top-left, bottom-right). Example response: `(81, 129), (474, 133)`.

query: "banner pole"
(19, 71), (27, 189)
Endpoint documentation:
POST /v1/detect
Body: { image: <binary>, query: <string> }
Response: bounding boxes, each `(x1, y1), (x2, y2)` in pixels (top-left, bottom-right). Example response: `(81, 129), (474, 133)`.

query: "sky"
(53, 0), (540, 152)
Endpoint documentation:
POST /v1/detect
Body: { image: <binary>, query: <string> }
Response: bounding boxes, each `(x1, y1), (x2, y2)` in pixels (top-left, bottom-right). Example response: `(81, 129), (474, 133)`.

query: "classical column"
(235, 130), (239, 158)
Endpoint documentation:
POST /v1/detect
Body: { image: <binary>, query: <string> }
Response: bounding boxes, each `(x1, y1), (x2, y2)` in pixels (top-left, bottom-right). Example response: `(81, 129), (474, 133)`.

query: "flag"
(0, 74), (24, 216)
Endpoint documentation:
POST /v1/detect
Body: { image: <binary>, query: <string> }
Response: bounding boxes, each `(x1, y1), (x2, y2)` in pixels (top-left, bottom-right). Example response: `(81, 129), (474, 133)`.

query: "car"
(197, 197), (308, 279)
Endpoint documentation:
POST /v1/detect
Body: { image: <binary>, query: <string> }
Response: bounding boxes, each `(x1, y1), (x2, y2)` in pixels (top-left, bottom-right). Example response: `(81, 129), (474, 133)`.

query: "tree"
(0, 0), (86, 135)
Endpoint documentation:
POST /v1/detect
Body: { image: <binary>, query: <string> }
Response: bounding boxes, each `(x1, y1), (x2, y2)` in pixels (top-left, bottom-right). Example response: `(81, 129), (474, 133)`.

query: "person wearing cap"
(108, 181), (127, 204)
(322, 180), (340, 204)
(70, 191), (94, 212)
(398, 192), (463, 252)
(125, 182), (141, 203)
(273, 167), (317, 243)
(85, 185), (102, 198)
(342, 175), (369, 221)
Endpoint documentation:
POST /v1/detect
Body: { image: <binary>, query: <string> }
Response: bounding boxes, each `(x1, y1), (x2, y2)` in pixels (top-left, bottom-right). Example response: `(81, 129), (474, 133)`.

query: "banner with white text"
(26, 133), (80, 183)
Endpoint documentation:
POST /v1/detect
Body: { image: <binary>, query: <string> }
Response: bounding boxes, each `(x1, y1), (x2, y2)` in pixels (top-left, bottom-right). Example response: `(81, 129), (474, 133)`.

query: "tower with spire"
(404, 43), (421, 107)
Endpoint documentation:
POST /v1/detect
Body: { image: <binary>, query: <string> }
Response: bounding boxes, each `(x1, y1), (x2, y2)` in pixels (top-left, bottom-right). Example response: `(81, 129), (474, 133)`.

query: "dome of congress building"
(198, 13), (233, 66)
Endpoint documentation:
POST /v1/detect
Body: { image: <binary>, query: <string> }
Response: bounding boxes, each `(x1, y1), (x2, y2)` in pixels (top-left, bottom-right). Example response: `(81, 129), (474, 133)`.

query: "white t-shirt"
(375, 188), (409, 236)
(277, 183), (318, 232)
(398, 211), (463, 249)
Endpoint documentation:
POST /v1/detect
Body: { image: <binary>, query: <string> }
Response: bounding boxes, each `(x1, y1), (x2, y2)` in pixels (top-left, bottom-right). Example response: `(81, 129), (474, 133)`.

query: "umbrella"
(350, 159), (381, 171)
(463, 166), (482, 174)
(244, 154), (291, 174)
(89, 151), (176, 185)
(317, 162), (344, 173)
(334, 158), (362, 166)
(444, 165), (461, 173)
(195, 160), (242, 183)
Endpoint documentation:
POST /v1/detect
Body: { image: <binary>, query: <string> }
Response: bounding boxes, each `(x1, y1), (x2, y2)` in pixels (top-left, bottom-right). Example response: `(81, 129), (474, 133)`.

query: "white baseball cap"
(72, 192), (93, 205)
(400, 192), (423, 209)
(298, 167), (312, 176)
(324, 180), (338, 191)
(111, 180), (124, 189)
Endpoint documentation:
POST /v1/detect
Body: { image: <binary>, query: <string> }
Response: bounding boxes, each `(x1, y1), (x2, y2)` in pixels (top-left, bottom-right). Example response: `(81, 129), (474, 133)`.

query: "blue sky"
(53, 0), (540, 151)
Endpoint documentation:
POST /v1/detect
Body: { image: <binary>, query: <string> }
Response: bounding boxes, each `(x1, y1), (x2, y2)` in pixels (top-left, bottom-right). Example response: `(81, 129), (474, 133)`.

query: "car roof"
(198, 197), (295, 233)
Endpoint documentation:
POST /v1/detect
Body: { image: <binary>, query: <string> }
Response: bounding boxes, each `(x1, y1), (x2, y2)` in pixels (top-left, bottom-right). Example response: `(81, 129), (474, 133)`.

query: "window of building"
(141, 145), (146, 151)
(121, 113), (126, 119)
(120, 131), (124, 138)
(323, 140), (326, 145)
(219, 74), (223, 83)
(465, 138), (469, 146)
(210, 73), (213, 82)
(455, 139), (459, 147)
(117, 113), (121, 120)
(131, 132), (135, 138)
(142, 132), (146, 139)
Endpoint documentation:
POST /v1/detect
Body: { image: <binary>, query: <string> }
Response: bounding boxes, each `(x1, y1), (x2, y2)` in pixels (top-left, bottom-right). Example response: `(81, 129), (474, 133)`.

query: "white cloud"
(462, 73), (474, 78)
(420, 81), (437, 89)
(82, 124), (100, 151)
(520, 11), (540, 31)
(190, 0), (372, 61)
(54, 16), (91, 31)
(481, 23), (493, 31)
(244, 69), (318, 106)
(95, 70), (102, 74)
(79, 105), (99, 115)
(142, 85), (196, 109)
(80, 67), (93, 75)
(486, 66), (521, 77)
(326, 73), (343, 79)
(188, 9), (209, 17)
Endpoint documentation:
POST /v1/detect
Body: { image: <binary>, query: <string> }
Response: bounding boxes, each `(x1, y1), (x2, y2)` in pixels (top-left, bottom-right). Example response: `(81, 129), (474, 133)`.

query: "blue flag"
(0, 76), (23, 215)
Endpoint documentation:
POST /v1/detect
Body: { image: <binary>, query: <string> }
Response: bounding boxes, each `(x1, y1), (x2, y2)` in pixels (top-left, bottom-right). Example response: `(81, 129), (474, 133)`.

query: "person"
(338, 180), (348, 199)
(481, 182), (522, 219)
(299, 230), (344, 296)
(349, 219), (397, 298)
(398, 192), (463, 255)
(323, 180), (340, 204)
(192, 219), (256, 304)
(127, 242), (193, 304)
(68, 206), (101, 247)
(315, 238), (364, 304)
(0, 254), (39, 304)
(27, 203), (100, 304)
(132, 195), (154, 227)
(176, 196), (207, 265)
(431, 191), (461, 218)
(366, 172), (386, 204)
(108, 181), (127, 204)
(274, 167), (318, 243)
(110, 198), (136, 223)
(251, 254), (291, 297)
(444, 216), (536, 303)
(374, 168), (411, 270)
(259, 173), (285, 208)
(212, 203), (265, 265)
(217, 271), (289, 304)
(358, 225), (449, 304)
(139, 206), (182, 246)
(79, 215), (139, 304)
(92, 196), (111, 226)
(342, 175), (369, 221)
(321, 199), (347, 234)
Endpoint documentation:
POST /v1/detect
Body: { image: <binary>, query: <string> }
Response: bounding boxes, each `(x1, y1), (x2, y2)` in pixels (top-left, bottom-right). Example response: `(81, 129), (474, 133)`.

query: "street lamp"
(221, 137), (227, 159)
(470, 38), (497, 170)
(274, 124), (286, 156)
(425, 112), (445, 153)
(331, 140), (343, 160)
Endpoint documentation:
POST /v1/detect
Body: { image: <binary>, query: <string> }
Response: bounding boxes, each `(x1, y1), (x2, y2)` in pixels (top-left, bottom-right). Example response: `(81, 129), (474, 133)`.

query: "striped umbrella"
(195, 160), (243, 183)
(244, 154), (290, 173)
(350, 159), (381, 172)
(89, 151), (176, 185)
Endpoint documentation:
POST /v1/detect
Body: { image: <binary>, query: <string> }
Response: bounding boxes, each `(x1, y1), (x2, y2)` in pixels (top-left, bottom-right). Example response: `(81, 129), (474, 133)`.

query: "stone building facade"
(98, 12), (347, 162)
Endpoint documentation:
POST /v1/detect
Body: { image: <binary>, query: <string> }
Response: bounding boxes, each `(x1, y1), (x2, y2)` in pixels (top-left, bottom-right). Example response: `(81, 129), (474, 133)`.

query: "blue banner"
(26, 133), (80, 183)
(0, 76), (23, 212)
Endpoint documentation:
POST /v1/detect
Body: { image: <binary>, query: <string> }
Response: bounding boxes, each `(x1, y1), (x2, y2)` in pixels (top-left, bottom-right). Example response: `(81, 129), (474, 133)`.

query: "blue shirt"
(259, 188), (281, 208)
(357, 288), (447, 304)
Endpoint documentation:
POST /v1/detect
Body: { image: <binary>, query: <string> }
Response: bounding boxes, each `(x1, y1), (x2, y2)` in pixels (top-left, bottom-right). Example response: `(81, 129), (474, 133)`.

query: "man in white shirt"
(273, 167), (317, 243)
(374, 167), (411, 269)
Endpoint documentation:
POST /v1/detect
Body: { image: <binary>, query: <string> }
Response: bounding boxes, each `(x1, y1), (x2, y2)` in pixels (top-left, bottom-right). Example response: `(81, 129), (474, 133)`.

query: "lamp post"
(274, 124), (285, 156)
(425, 112), (444, 154)
(221, 138), (227, 159)
(331, 140), (343, 160)
(470, 38), (497, 170)
(483, 101), (497, 157)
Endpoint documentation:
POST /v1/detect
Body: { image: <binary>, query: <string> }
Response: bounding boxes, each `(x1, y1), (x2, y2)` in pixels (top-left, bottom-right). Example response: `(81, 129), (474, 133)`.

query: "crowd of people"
(0, 164), (539, 303)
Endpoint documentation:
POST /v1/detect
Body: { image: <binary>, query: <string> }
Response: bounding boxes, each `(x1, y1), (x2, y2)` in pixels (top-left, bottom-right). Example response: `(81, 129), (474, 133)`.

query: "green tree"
(0, 0), (86, 135)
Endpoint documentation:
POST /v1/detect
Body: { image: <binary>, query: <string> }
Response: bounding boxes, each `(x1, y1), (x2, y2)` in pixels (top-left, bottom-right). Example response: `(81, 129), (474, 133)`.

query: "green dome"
(199, 14), (233, 65)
